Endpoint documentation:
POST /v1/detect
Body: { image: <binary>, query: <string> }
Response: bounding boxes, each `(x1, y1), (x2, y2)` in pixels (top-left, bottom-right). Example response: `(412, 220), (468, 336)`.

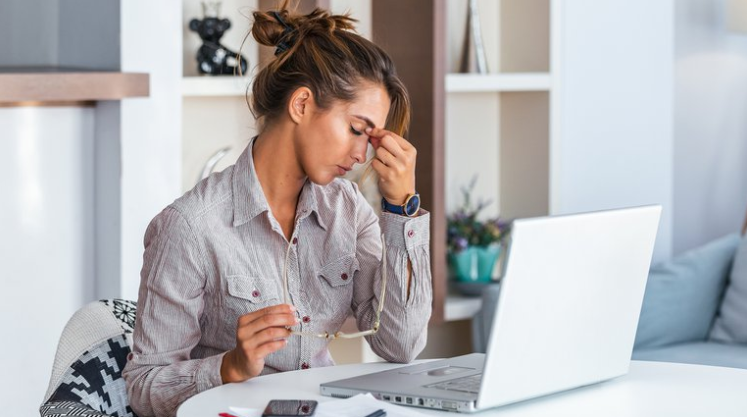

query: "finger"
(239, 338), (288, 365)
(238, 304), (295, 326)
(371, 158), (391, 180)
(366, 127), (413, 151)
(239, 326), (292, 349)
(377, 135), (407, 160)
(365, 126), (388, 138)
(253, 339), (289, 359)
(237, 327), (292, 355)
(375, 146), (401, 168)
(243, 312), (298, 335)
(365, 127), (389, 150)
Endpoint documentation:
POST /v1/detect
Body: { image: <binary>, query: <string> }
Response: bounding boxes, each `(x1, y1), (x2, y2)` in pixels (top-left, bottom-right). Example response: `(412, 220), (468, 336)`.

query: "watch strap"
(381, 193), (420, 217)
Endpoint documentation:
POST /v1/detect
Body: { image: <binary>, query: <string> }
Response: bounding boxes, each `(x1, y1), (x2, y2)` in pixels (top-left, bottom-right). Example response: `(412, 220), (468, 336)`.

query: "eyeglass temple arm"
(289, 328), (378, 340)
(282, 233), (389, 339)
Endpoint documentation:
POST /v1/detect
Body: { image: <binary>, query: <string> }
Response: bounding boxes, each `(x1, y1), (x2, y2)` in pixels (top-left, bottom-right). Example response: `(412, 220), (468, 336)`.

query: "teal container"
(449, 245), (501, 282)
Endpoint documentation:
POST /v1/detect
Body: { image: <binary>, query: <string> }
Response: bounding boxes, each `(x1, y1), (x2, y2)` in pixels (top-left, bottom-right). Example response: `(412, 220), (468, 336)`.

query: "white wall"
(0, 106), (95, 417)
(105, 0), (183, 300)
(553, 0), (675, 264)
(673, 0), (747, 255)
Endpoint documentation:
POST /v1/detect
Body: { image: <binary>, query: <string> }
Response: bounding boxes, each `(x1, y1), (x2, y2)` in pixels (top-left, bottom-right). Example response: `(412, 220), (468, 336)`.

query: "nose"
(352, 138), (368, 164)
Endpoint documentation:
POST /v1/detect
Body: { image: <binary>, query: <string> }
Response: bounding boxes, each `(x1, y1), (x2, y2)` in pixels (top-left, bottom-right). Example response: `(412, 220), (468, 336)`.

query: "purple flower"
(455, 237), (469, 251)
(453, 211), (468, 221)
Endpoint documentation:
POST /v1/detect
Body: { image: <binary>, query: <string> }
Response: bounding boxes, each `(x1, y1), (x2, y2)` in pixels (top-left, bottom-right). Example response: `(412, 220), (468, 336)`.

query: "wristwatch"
(381, 193), (421, 217)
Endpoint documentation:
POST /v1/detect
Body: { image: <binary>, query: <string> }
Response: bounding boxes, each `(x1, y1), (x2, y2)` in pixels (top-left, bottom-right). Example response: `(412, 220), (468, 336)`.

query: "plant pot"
(449, 244), (501, 283)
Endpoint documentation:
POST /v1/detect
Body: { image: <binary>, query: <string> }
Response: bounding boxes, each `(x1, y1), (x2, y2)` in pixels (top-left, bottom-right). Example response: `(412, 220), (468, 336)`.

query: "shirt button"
(301, 362), (310, 369)
(252, 290), (260, 298)
(407, 229), (415, 238)
(302, 315), (311, 323)
(341, 273), (348, 281)
(127, 352), (134, 361)
(292, 237), (298, 245)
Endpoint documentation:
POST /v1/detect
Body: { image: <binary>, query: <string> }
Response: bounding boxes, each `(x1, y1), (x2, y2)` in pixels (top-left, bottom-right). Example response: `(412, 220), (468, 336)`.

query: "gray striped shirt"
(122, 138), (433, 417)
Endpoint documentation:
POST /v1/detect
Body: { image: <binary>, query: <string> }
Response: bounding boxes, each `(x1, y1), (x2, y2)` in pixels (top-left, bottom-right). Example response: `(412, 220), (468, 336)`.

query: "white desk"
(178, 360), (747, 417)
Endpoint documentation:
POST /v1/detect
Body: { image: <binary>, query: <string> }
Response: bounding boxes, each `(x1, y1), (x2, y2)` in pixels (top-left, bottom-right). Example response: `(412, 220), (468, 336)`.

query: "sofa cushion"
(633, 234), (740, 350)
(633, 341), (747, 369)
(711, 235), (747, 343)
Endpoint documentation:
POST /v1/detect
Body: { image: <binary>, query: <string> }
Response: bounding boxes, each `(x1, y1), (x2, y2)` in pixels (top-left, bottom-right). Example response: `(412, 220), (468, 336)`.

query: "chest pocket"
(226, 275), (280, 304)
(317, 254), (360, 287)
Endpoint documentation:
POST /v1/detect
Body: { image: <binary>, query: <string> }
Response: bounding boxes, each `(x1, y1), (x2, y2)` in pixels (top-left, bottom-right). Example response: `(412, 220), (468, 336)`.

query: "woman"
(123, 4), (432, 417)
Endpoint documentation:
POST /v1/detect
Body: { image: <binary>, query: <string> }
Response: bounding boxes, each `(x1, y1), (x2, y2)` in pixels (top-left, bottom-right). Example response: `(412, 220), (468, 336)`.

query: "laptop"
(320, 205), (662, 413)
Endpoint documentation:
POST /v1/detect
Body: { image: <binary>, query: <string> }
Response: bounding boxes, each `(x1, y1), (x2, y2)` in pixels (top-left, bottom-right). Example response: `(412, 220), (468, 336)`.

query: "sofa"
(632, 232), (747, 368)
(472, 230), (747, 370)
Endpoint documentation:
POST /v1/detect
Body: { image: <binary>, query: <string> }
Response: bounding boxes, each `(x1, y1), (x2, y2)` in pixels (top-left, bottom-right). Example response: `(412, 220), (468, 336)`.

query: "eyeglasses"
(282, 232), (387, 340)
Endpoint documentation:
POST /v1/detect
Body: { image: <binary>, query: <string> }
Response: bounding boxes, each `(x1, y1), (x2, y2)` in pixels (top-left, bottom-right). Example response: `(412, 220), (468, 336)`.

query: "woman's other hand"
(366, 127), (417, 205)
(220, 304), (297, 383)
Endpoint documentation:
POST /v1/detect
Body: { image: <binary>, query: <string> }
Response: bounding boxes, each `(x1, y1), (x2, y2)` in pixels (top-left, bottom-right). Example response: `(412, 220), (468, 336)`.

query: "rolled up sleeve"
(122, 207), (224, 417)
(352, 187), (433, 363)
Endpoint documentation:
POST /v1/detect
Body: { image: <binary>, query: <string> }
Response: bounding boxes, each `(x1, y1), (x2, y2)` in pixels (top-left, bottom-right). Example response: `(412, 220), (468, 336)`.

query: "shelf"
(0, 67), (149, 104)
(446, 73), (551, 93)
(182, 76), (252, 97)
(444, 294), (482, 322)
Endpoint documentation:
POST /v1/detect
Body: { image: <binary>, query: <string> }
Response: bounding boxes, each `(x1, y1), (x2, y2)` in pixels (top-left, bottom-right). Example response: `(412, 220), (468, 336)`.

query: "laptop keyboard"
(427, 374), (483, 394)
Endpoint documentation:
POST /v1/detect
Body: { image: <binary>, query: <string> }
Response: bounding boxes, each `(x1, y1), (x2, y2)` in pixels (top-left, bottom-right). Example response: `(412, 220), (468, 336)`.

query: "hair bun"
(251, 5), (357, 55)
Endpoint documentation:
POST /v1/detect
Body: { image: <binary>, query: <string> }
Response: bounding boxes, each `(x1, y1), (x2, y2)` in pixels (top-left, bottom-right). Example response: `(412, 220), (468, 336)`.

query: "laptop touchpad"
(400, 366), (475, 377)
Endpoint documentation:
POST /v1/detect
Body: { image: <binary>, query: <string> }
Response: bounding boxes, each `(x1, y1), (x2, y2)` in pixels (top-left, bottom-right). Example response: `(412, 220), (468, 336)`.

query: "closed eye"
(350, 125), (363, 136)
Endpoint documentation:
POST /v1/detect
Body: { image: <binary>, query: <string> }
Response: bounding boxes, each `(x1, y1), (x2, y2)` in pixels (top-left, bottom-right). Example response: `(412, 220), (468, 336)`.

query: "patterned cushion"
(40, 300), (139, 417)
(100, 299), (136, 334)
(40, 401), (110, 417)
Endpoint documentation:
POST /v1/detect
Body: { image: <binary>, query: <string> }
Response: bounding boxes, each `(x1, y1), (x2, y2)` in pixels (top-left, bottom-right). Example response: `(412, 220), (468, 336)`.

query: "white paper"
(314, 394), (431, 417)
(229, 406), (262, 417)
(229, 394), (431, 417)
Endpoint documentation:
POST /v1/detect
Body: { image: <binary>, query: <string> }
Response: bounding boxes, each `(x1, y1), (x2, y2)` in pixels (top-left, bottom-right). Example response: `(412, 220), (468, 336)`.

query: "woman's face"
(295, 82), (390, 186)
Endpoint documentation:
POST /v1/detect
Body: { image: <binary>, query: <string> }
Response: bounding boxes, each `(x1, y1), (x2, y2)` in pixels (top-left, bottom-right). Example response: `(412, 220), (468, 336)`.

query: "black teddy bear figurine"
(189, 8), (248, 76)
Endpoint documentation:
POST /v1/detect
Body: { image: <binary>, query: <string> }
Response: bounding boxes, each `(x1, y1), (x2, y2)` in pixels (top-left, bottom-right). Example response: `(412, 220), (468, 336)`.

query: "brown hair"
(248, 2), (411, 137)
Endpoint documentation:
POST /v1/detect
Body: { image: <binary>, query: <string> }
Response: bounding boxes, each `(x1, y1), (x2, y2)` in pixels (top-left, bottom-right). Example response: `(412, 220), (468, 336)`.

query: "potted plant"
(447, 178), (510, 285)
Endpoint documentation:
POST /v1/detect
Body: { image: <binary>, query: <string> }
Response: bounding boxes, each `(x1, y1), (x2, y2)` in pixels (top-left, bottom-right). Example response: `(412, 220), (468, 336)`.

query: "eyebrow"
(353, 115), (376, 129)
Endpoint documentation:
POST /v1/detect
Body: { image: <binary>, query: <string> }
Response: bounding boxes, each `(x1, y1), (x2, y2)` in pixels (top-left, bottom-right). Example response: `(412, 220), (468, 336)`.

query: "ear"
(288, 87), (313, 125)
(189, 19), (201, 31)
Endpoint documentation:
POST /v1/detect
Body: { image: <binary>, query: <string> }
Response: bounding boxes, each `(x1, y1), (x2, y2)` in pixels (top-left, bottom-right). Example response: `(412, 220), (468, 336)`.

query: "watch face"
(405, 194), (420, 216)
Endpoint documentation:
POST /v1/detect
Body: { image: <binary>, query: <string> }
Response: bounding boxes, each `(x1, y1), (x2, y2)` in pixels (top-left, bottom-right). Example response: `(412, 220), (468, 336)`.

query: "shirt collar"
(232, 137), (327, 231)
(297, 180), (327, 231)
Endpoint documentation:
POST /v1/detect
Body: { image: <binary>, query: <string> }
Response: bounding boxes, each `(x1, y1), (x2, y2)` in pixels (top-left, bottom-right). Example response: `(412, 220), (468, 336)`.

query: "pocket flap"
(317, 254), (360, 287)
(227, 275), (279, 303)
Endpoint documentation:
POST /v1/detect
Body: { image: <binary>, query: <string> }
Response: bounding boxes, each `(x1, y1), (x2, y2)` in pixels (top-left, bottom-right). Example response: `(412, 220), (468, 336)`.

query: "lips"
(337, 165), (352, 176)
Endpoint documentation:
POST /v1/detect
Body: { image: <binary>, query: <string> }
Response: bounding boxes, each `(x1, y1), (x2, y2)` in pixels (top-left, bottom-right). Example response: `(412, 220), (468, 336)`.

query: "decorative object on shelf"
(459, 0), (489, 74)
(189, 2), (249, 76)
(450, 245), (502, 283)
(451, 280), (500, 297)
(447, 177), (510, 292)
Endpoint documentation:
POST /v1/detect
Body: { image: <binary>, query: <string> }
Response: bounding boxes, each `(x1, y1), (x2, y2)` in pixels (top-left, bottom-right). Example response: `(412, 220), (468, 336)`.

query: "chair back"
(40, 299), (137, 417)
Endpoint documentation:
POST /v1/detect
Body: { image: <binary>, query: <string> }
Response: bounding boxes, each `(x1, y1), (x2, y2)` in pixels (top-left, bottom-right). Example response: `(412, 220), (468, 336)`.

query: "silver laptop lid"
(478, 205), (661, 409)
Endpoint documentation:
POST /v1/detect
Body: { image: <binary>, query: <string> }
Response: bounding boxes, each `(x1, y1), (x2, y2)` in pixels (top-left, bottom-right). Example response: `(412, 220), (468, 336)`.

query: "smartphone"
(262, 400), (318, 417)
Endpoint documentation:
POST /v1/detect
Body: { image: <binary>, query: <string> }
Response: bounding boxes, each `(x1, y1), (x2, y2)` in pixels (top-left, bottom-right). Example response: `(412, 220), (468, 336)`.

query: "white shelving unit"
(444, 295), (483, 322)
(446, 73), (551, 93)
(182, 76), (252, 97)
(445, 0), (553, 224)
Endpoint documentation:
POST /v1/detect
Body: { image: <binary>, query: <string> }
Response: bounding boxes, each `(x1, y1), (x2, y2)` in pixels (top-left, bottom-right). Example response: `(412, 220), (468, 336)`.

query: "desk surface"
(178, 360), (747, 417)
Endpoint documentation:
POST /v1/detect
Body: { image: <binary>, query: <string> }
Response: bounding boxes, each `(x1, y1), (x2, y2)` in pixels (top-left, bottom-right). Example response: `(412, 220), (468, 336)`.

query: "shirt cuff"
(380, 210), (430, 251)
(195, 351), (227, 393)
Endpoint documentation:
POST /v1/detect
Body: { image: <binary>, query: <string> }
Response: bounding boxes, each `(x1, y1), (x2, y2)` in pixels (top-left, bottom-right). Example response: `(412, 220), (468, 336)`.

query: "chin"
(307, 171), (337, 186)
